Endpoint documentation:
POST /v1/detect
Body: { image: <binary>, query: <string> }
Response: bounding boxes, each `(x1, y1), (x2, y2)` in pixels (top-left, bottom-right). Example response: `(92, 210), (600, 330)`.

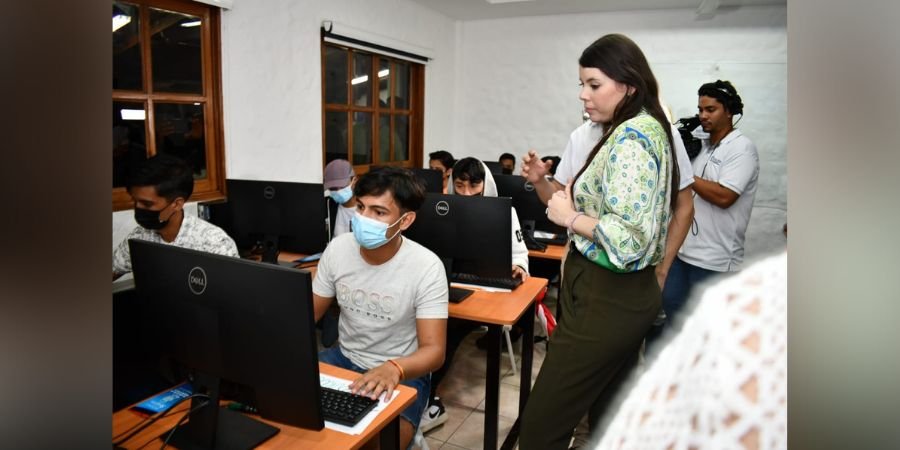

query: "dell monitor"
(404, 193), (512, 280)
(410, 168), (444, 193)
(493, 174), (567, 243)
(482, 160), (504, 175)
(129, 240), (323, 449)
(200, 179), (329, 264)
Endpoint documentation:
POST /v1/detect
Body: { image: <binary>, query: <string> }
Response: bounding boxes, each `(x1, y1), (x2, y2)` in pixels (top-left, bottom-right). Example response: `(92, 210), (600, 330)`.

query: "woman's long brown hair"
(572, 34), (679, 209)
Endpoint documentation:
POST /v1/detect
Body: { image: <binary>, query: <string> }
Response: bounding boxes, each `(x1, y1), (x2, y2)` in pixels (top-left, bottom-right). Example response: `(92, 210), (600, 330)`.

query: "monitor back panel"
(210, 179), (329, 255)
(130, 240), (324, 430)
(410, 168), (444, 193)
(493, 174), (566, 236)
(404, 193), (512, 278)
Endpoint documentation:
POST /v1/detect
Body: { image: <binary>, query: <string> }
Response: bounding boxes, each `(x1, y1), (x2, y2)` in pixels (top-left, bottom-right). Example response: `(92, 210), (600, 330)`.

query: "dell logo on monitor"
(263, 186), (276, 199)
(435, 201), (450, 216)
(524, 181), (535, 192)
(188, 267), (207, 295)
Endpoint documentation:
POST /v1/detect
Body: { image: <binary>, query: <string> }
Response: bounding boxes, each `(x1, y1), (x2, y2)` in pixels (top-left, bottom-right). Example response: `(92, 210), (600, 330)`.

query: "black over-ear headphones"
(712, 80), (744, 116)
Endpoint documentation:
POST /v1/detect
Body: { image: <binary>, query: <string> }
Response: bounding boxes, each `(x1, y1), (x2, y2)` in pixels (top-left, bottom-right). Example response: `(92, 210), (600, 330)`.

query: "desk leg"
(519, 302), (535, 412)
(500, 302), (536, 450)
(379, 416), (400, 450)
(484, 324), (502, 450)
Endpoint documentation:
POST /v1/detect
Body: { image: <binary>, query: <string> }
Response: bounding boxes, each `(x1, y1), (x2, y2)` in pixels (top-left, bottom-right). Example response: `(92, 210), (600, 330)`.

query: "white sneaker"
(419, 397), (448, 433)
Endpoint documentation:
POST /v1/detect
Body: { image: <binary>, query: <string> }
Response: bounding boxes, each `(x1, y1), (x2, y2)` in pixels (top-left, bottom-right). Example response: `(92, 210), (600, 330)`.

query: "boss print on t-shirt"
(335, 282), (396, 322)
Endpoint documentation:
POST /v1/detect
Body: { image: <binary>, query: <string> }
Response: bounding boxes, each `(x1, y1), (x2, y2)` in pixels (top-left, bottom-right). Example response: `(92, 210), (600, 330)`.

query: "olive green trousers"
(520, 248), (660, 450)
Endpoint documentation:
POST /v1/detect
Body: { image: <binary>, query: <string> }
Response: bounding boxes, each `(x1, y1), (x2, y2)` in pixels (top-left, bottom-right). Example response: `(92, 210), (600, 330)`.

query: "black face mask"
(134, 205), (171, 230)
(501, 167), (513, 175)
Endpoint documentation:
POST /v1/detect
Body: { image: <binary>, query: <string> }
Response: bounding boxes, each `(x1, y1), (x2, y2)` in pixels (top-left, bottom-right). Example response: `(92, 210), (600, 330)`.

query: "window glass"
(394, 115), (409, 161)
(324, 46), (348, 104)
(113, 101), (147, 188)
(154, 103), (207, 179)
(325, 111), (349, 163)
(321, 41), (421, 171)
(352, 53), (372, 107)
(150, 8), (203, 94)
(378, 115), (391, 162)
(378, 59), (390, 108)
(113, 2), (142, 91)
(394, 62), (409, 109)
(352, 112), (372, 165)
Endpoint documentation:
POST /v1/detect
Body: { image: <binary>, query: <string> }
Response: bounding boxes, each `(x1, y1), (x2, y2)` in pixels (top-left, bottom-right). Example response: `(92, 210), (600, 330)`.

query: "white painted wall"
(220, 0), (458, 182)
(454, 5), (787, 263)
(114, 3), (787, 264)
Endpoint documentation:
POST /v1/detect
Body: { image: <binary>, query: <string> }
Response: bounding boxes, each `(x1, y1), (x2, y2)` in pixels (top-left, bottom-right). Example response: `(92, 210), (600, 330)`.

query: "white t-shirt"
(312, 233), (449, 370)
(112, 213), (239, 275)
(333, 203), (354, 236)
(555, 120), (694, 191)
(678, 129), (759, 272)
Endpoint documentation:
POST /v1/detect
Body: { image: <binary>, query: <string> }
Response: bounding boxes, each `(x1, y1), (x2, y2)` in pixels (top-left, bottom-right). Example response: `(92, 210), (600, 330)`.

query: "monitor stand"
(260, 236), (280, 265)
(440, 256), (474, 303)
(162, 372), (279, 450)
(521, 220), (547, 251)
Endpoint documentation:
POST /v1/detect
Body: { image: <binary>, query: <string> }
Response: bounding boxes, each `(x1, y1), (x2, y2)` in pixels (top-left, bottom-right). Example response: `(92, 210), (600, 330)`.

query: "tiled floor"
(421, 330), (548, 450)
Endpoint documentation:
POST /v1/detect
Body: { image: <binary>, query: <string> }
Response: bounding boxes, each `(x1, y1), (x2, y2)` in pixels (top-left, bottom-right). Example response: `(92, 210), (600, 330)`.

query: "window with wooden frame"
(321, 42), (425, 172)
(112, 0), (225, 211)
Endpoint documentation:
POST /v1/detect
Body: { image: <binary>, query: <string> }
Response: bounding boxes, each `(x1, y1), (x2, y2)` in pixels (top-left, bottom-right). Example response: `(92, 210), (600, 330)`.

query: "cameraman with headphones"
(661, 80), (759, 325)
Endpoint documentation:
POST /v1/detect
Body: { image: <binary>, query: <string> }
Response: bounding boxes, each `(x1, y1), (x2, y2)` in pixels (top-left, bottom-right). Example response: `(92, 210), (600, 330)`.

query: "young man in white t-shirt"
(664, 80), (759, 318)
(312, 167), (448, 449)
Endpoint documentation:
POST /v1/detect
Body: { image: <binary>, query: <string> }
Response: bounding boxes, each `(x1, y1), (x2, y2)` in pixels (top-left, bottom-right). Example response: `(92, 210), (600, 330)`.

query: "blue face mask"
(328, 185), (353, 204)
(351, 212), (407, 249)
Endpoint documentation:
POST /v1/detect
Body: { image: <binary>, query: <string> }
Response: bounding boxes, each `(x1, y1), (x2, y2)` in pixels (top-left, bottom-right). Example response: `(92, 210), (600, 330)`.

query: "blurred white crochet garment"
(594, 252), (787, 450)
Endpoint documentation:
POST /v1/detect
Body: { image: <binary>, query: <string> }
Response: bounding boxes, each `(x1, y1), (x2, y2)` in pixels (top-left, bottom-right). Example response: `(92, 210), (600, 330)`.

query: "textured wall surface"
(115, 3), (787, 264)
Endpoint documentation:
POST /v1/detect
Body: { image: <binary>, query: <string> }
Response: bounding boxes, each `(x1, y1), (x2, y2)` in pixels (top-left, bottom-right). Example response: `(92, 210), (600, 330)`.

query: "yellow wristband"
(387, 359), (405, 381)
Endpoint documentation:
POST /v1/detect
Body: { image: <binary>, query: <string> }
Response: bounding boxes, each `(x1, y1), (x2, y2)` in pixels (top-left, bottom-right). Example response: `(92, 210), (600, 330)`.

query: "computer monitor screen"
(483, 160), (504, 175)
(404, 193), (512, 278)
(410, 168), (444, 193)
(493, 174), (566, 238)
(201, 179), (329, 264)
(130, 240), (323, 448)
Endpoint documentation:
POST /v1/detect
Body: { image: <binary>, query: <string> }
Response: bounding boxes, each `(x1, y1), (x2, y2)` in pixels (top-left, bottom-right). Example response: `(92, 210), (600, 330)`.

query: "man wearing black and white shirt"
(112, 155), (238, 280)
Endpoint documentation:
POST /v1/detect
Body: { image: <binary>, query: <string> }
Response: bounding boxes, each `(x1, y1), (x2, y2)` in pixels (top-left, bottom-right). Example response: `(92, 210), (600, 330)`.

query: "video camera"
(675, 115), (703, 161)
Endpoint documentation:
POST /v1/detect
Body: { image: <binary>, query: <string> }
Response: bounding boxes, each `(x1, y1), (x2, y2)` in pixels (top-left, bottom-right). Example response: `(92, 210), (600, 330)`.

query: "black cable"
(159, 399), (211, 450)
(112, 393), (210, 447)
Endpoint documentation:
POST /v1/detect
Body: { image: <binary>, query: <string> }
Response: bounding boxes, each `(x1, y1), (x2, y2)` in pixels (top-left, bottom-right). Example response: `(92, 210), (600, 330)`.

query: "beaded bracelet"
(387, 359), (405, 381)
(567, 212), (585, 233)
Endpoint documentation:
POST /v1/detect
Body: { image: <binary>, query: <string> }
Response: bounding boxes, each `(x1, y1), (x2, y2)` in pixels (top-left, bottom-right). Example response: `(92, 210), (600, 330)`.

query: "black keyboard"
(451, 273), (523, 290)
(449, 286), (474, 303)
(320, 386), (379, 427)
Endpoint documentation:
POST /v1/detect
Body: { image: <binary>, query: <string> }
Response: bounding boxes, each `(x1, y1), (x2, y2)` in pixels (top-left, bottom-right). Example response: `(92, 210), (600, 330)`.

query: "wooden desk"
(527, 243), (567, 261)
(450, 276), (548, 450)
(276, 251), (319, 277)
(274, 250), (547, 450)
(112, 363), (416, 450)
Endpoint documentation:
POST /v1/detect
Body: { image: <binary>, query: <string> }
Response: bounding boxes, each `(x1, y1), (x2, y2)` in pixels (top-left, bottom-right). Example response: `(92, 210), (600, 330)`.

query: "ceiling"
(406, 0), (786, 21)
